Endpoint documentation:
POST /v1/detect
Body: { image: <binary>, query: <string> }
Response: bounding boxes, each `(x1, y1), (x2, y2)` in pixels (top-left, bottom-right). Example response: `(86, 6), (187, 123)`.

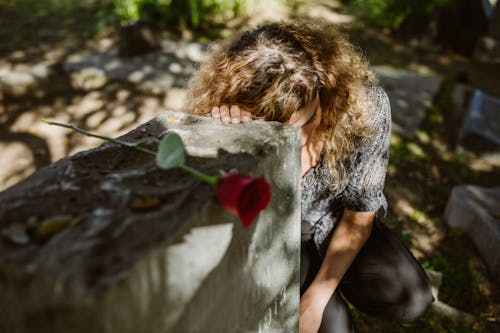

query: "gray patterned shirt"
(301, 85), (392, 256)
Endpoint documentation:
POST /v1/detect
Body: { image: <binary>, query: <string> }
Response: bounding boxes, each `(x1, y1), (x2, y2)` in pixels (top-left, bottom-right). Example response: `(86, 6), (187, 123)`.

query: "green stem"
(180, 165), (218, 187)
(41, 119), (157, 156)
(42, 119), (220, 186)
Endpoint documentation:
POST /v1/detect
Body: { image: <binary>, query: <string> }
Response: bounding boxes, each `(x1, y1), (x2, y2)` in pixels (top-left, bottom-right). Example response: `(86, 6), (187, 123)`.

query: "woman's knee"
(340, 220), (435, 321)
(392, 280), (434, 321)
(342, 278), (434, 322)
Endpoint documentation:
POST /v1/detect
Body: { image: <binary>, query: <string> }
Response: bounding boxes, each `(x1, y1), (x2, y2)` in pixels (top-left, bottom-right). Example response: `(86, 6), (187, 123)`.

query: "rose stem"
(41, 119), (157, 156)
(41, 119), (219, 186)
(179, 165), (218, 187)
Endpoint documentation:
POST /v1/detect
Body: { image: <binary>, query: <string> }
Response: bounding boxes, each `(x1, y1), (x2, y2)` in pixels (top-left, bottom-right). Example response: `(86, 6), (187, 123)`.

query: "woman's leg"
(318, 293), (355, 333)
(301, 237), (354, 333)
(339, 219), (434, 321)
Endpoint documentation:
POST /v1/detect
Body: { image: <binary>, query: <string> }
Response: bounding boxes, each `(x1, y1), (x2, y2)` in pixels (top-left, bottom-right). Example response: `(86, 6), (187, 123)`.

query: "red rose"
(215, 173), (271, 227)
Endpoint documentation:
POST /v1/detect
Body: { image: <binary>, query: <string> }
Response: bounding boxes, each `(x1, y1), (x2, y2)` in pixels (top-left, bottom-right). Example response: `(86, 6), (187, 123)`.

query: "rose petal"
(216, 173), (271, 228)
(216, 173), (253, 214)
(238, 178), (271, 227)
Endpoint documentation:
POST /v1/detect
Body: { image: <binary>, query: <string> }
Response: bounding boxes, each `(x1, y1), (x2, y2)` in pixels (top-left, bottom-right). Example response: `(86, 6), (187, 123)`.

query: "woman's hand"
(211, 105), (252, 124)
(299, 289), (326, 333)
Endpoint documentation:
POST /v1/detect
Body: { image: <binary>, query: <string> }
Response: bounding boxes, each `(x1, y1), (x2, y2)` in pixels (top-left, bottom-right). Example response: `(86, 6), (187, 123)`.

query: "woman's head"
(185, 20), (376, 186)
(186, 23), (321, 124)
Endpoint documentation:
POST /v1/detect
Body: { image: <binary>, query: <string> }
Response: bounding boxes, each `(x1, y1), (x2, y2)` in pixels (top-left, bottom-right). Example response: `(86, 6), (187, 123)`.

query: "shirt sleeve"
(341, 85), (391, 214)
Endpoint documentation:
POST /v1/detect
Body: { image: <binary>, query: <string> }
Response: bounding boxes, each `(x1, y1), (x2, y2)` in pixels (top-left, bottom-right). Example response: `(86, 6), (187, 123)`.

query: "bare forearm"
(302, 210), (375, 309)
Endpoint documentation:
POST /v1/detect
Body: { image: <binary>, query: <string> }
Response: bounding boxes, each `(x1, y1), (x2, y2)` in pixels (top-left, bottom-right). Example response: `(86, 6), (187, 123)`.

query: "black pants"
(300, 219), (434, 333)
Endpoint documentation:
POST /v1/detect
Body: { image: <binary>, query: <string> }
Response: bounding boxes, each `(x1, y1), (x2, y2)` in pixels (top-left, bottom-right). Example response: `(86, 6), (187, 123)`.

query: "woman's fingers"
(220, 105), (231, 124)
(211, 105), (251, 124)
(230, 105), (241, 124)
(211, 106), (220, 119)
(241, 111), (252, 123)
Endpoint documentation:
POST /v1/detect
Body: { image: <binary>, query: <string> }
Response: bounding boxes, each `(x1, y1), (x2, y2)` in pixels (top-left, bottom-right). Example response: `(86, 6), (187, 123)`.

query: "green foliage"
(389, 133), (428, 163)
(0, 0), (110, 50)
(110, 0), (249, 29)
(112, 0), (145, 24)
(351, 0), (452, 34)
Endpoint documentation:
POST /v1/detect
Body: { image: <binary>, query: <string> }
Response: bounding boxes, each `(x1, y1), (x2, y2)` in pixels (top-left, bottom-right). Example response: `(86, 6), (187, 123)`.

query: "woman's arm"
(299, 209), (375, 333)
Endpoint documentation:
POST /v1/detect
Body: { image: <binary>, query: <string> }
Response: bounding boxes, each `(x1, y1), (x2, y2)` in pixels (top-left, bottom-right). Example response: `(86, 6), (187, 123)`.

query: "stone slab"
(374, 66), (443, 139)
(459, 90), (500, 164)
(0, 111), (301, 332)
(444, 185), (500, 277)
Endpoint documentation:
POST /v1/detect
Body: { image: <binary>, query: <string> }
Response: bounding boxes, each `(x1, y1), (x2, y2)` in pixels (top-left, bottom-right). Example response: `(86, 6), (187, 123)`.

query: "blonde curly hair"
(184, 20), (377, 188)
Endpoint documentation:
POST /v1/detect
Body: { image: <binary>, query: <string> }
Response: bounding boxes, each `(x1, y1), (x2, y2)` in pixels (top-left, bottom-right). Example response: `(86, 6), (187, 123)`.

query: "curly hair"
(184, 20), (377, 188)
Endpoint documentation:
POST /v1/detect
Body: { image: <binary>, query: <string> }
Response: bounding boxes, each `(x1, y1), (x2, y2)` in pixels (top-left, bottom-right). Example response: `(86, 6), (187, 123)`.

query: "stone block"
(0, 111), (301, 332)
(374, 66), (443, 139)
(444, 185), (500, 277)
(459, 90), (500, 153)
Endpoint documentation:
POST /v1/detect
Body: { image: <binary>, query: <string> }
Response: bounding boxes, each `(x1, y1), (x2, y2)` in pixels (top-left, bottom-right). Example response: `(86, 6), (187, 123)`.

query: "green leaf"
(156, 132), (186, 169)
(35, 215), (81, 242)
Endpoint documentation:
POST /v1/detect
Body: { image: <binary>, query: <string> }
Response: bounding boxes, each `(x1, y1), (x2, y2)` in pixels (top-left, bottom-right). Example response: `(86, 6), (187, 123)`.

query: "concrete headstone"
(0, 111), (301, 333)
(444, 185), (500, 278)
(459, 89), (500, 164)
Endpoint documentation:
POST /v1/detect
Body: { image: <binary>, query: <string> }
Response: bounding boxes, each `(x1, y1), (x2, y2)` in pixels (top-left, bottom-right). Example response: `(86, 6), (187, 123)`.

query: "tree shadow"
(170, 182), (299, 332)
(0, 114), (301, 332)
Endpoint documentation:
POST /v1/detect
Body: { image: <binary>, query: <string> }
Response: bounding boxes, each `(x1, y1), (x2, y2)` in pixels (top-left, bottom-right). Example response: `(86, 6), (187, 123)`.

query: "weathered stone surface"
(374, 66), (443, 139)
(0, 111), (301, 332)
(459, 89), (500, 165)
(444, 185), (500, 277)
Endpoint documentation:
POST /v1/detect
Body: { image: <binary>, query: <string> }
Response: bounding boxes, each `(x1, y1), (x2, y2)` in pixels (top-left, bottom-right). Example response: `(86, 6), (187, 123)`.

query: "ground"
(0, 0), (499, 332)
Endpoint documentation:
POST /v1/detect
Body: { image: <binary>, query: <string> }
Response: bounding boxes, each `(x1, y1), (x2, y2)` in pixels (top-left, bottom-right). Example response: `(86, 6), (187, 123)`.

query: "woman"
(184, 20), (434, 333)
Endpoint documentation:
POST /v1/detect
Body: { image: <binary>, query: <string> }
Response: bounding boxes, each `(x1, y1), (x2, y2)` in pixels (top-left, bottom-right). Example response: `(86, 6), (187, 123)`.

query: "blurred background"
(0, 0), (499, 332)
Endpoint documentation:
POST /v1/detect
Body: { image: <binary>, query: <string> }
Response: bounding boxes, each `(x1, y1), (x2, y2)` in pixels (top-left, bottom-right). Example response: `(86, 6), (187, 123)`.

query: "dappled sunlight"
(1, 0), (499, 330)
(67, 91), (105, 118)
(246, 1), (290, 26)
(87, 109), (111, 128)
(162, 89), (188, 113)
(388, 191), (445, 259)
(292, 0), (354, 24)
(0, 141), (35, 190)
(0, 79), (170, 190)
(407, 62), (436, 75)
(64, 40), (210, 95)
(300, 6), (353, 24)
(11, 111), (40, 133)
